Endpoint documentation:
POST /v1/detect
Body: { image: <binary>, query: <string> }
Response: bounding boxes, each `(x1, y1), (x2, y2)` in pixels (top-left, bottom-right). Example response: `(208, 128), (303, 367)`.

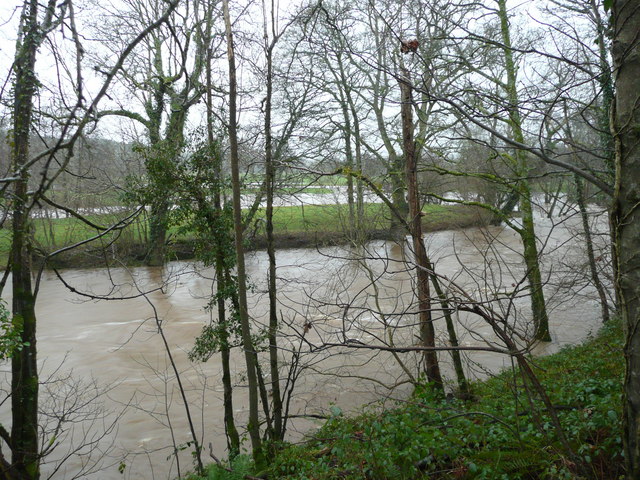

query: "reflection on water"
(1, 208), (610, 479)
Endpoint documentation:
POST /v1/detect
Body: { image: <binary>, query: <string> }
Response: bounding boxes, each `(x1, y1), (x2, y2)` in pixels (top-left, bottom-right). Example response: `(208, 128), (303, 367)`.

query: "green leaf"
(603, 0), (613, 12)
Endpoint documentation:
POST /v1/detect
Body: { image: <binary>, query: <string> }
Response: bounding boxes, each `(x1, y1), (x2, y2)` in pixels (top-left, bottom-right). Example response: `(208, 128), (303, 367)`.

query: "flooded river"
(1, 206), (610, 479)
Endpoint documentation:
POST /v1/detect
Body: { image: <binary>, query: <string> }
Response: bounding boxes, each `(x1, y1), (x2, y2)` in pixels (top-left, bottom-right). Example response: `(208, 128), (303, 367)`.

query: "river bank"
(228, 319), (622, 480)
(31, 203), (490, 269)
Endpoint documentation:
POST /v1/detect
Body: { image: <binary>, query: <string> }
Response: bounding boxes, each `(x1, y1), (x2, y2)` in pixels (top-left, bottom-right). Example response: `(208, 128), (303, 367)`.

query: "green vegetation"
(187, 321), (623, 480)
(0, 300), (27, 360)
(0, 203), (487, 268)
(212, 201), (483, 238)
(0, 211), (146, 265)
(258, 203), (387, 234)
(183, 455), (254, 480)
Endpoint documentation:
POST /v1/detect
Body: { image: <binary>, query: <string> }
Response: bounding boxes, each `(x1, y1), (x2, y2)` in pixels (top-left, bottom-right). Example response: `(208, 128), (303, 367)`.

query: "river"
(1, 205), (610, 479)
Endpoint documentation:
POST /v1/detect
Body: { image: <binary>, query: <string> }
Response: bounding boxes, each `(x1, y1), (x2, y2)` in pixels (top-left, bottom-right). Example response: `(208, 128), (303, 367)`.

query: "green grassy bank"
(188, 320), (623, 480)
(0, 203), (489, 268)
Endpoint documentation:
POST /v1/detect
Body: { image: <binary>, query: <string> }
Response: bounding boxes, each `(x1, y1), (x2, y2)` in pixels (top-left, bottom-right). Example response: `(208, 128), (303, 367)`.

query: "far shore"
(30, 203), (491, 270)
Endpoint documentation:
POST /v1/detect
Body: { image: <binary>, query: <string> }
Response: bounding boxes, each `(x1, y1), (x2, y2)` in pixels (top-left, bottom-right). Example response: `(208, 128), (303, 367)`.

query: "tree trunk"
(264, 33), (283, 442)
(590, 0), (615, 183)
(222, 0), (263, 463)
(349, 106), (365, 235)
(146, 200), (168, 266)
(546, 179), (564, 219)
(430, 277), (470, 397)
(206, 39), (241, 455)
(333, 52), (360, 239)
(520, 191), (551, 342)
(10, 1), (41, 478)
(575, 175), (610, 324)
(489, 190), (519, 226)
(389, 154), (409, 238)
(399, 64), (442, 389)
(145, 112), (188, 266)
(611, 1), (640, 477)
(497, 0), (550, 342)
(216, 275), (241, 457)
(341, 107), (356, 236)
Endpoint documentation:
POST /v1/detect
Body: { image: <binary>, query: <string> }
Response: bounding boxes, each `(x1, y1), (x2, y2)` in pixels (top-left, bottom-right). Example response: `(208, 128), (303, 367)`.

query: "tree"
(2, 1), (178, 477)
(96, 0), (214, 265)
(546, 0), (615, 185)
(494, 0), (551, 341)
(221, 0), (263, 463)
(303, 3), (367, 239)
(399, 62), (443, 387)
(611, 0), (640, 477)
(8, 2), (52, 476)
(181, 136), (242, 458)
(423, 0), (553, 341)
(297, 0), (410, 236)
(396, 0), (616, 341)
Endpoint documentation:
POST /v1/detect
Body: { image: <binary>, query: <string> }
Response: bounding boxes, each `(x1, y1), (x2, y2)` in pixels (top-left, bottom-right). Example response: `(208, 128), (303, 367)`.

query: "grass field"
(0, 202), (488, 268)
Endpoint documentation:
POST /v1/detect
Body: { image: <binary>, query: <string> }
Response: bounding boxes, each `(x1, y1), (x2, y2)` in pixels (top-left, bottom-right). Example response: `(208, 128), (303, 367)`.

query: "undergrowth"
(187, 320), (623, 479)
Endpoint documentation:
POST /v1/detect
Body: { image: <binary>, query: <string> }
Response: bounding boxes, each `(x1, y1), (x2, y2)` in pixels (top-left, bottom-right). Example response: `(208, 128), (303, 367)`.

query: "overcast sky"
(0, 3), (20, 86)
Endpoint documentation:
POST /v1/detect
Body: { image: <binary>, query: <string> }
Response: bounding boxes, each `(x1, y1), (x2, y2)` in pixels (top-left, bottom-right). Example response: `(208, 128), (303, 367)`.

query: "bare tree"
(399, 62), (443, 387)
(1, 0), (178, 477)
(221, 0), (263, 463)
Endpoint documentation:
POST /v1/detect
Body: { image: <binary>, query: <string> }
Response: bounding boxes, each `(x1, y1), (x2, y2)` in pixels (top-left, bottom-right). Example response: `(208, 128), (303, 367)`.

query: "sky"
(0, 0), (172, 139)
(0, 3), (20, 96)
(0, 0), (596, 144)
(0, 0), (301, 138)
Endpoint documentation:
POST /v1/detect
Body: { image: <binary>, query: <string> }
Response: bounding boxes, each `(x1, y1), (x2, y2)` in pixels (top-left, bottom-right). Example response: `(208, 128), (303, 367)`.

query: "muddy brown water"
(1, 209), (609, 479)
